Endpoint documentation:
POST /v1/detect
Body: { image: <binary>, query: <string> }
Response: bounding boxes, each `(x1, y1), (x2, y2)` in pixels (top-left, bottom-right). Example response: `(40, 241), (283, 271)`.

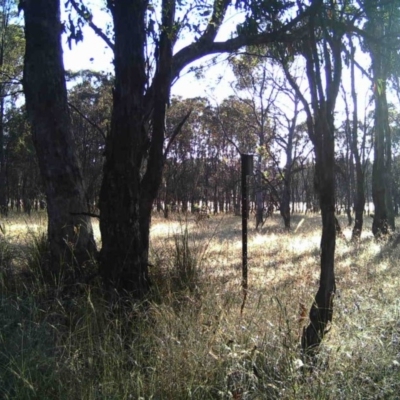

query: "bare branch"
(164, 108), (193, 158)
(68, 101), (107, 141)
(68, 0), (115, 51)
(172, 1), (321, 81)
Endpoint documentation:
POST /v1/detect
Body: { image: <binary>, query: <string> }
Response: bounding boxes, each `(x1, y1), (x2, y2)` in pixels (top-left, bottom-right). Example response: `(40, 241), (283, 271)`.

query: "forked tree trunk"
(22, 0), (96, 272)
(99, 0), (174, 296)
(279, 2), (342, 353)
(99, 1), (149, 295)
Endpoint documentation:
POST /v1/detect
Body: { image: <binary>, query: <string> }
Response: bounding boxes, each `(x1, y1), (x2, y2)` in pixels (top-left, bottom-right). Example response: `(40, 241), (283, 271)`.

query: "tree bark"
(348, 38), (365, 240)
(364, 1), (394, 237)
(301, 112), (336, 351)
(372, 85), (389, 237)
(280, 181), (291, 229)
(71, 0), (321, 297)
(0, 96), (7, 215)
(22, 0), (96, 273)
(0, 5), (8, 216)
(279, 104), (298, 230)
(279, 2), (341, 352)
(99, 0), (174, 296)
(99, 0), (150, 295)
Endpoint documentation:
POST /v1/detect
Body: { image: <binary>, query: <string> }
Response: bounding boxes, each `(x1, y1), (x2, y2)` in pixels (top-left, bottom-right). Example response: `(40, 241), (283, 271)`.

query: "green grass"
(0, 211), (399, 399)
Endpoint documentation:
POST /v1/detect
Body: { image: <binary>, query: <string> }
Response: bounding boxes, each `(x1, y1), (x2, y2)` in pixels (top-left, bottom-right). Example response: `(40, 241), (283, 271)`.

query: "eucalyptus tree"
(67, 70), (112, 209)
(0, 0), (24, 214)
(362, 0), (400, 236)
(340, 42), (374, 240)
(22, 0), (96, 273)
(4, 105), (41, 211)
(162, 97), (198, 214)
(273, 90), (307, 229)
(273, 0), (347, 351)
(229, 54), (277, 228)
(22, 0), (321, 296)
(215, 95), (259, 214)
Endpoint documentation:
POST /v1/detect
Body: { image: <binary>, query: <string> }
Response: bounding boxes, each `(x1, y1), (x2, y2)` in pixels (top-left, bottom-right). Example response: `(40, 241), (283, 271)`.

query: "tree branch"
(171, 1), (320, 81)
(68, 101), (107, 141)
(164, 108), (192, 158)
(68, 0), (115, 51)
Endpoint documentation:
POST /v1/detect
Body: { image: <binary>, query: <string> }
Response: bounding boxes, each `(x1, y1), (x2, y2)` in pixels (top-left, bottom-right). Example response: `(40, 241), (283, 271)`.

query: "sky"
(60, 1), (376, 123)
(61, 1), (239, 102)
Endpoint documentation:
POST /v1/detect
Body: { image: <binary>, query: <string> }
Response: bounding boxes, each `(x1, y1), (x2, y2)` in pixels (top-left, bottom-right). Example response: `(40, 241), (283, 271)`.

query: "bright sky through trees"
(60, 1), (374, 121)
(61, 0), (239, 101)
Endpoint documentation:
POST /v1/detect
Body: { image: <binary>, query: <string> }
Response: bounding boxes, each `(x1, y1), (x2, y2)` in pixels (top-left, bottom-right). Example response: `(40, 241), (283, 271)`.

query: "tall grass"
(0, 212), (399, 398)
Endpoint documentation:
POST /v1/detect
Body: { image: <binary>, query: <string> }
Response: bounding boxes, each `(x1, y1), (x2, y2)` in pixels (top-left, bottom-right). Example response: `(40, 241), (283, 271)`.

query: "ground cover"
(0, 211), (399, 399)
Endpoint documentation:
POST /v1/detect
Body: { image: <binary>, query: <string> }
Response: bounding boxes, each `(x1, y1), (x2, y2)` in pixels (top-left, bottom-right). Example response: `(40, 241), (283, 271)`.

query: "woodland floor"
(0, 211), (399, 399)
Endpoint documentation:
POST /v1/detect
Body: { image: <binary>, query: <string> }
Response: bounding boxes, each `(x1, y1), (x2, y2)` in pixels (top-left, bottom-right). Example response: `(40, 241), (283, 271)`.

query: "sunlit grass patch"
(0, 211), (399, 398)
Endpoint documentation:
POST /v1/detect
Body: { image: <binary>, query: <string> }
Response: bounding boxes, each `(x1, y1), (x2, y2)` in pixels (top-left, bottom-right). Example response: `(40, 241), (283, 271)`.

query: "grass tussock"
(0, 211), (399, 399)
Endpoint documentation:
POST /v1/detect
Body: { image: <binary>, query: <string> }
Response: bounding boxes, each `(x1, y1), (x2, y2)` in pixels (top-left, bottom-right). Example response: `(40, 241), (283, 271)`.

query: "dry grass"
(0, 211), (399, 399)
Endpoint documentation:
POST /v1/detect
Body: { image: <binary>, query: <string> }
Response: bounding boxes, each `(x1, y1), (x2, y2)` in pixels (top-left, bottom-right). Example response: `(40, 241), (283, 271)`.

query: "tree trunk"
(280, 181), (291, 229)
(383, 93), (394, 230)
(352, 162), (365, 240)
(99, 0), (174, 297)
(99, 1), (149, 296)
(279, 3), (342, 353)
(348, 38), (365, 240)
(255, 190), (264, 230)
(22, 0), (96, 273)
(0, 96), (7, 215)
(372, 93), (389, 237)
(365, 2), (393, 237)
(213, 185), (218, 214)
(0, 10), (8, 216)
(345, 155), (353, 226)
(302, 114), (336, 351)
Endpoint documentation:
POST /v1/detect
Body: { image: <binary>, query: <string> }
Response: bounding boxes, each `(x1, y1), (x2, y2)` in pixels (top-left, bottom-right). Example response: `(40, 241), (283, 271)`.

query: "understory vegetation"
(0, 211), (399, 399)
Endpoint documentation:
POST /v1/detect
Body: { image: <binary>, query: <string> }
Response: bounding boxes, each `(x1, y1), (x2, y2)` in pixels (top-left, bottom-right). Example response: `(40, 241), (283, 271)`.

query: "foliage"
(67, 70), (112, 206)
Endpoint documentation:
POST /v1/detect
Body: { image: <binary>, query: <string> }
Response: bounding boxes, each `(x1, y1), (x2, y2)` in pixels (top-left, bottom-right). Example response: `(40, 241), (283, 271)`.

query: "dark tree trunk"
(301, 113), (336, 351)
(280, 3), (342, 353)
(280, 182), (291, 229)
(348, 38), (366, 240)
(22, 0), (96, 272)
(345, 157), (353, 226)
(383, 93), (394, 230)
(353, 171), (365, 239)
(219, 195), (224, 214)
(99, 0), (174, 297)
(365, 2), (394, 237)
(372, 91), (389, 237)
(99, 0), (150, 296)
(279, 105), (297, 230)
(0, 12), (8, 216)
(60, 0), (321, 298)
(0, 97), (7, 216)
(213, 185), (218, 214)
